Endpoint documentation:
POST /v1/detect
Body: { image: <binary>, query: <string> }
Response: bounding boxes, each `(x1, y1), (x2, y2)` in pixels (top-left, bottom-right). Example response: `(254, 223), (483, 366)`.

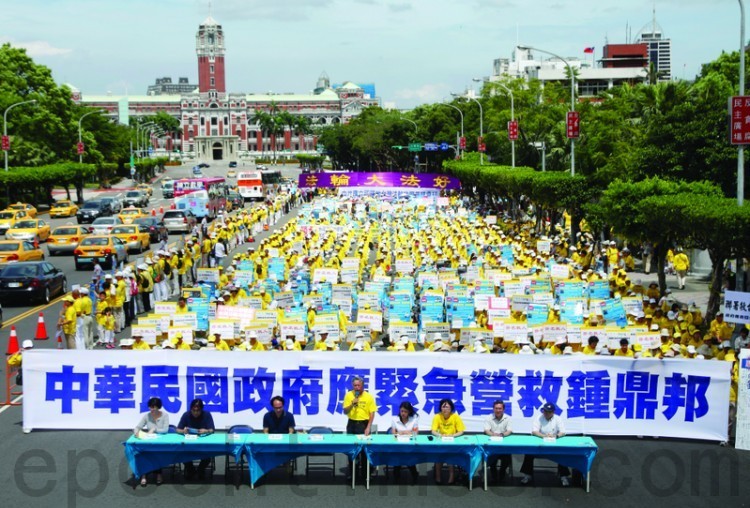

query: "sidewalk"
(630, 270), (712, 313)
(50, 171), (173, 202)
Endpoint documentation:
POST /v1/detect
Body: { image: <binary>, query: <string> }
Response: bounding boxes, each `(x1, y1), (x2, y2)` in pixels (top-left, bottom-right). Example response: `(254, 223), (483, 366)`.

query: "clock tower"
(196, 15), (225, 93)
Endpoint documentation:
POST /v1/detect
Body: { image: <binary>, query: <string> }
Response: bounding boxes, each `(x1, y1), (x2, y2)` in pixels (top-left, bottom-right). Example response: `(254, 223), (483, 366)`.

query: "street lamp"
(401, 117), (418, 134)
(453, 92), (484, 165)
(3, 99), (37, 173)
(440, 101), (464, 159)
(530, 141), (546, 172)
(494, 83), (516, 168)
(518, 45), (576, 175)
(738, 0), (746, 291)
(136, 122), (155, 158)
(77, 109), (105, 164)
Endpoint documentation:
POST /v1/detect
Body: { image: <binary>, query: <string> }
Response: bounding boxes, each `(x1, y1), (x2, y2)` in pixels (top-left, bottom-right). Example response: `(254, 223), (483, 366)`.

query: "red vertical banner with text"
(566, 111), (580, 139)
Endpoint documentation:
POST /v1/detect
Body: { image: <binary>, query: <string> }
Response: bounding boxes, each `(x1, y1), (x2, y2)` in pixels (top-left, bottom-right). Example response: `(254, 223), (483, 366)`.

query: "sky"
(0, 0), (743, 109)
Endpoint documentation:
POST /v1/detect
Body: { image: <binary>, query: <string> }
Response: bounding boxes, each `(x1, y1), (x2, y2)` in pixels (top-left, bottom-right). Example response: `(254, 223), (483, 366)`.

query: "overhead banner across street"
(24, 350), (730, 441)
(298, 172), (461, 191)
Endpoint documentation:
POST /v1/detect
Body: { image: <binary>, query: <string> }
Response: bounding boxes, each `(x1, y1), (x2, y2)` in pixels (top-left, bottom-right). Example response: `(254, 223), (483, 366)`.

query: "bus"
(172, 177), (227, 219)
(261, 168), (283, 196)
(237, 170), (264, 201)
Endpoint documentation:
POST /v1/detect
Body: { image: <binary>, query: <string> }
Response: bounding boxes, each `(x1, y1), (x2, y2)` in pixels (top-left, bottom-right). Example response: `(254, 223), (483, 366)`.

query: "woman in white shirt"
(390, 401), (419, 484)
(133, 397), (170, 486)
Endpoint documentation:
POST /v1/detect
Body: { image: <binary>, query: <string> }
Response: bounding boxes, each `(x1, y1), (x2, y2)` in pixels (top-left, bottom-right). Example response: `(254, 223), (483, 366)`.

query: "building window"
(211, 117), (218, 126)
(224, 116), (228, 124)
(188, 118), (193, 125)
(210, 77), (215, 87)
(210, 64), (214, 74)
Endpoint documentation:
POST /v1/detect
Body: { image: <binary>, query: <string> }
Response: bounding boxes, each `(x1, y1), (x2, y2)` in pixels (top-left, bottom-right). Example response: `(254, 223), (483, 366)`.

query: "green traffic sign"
(408, 143), (422, 152)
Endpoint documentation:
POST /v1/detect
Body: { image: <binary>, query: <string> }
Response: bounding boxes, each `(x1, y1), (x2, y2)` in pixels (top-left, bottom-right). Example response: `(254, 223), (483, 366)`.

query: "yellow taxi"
(74, 235), (128, 270)
(0, 240), (44, 262)
(5, 219), (51, 243)
(47, 224), (91, 255)
(7, 202), (37, 218)
(136, 183), (153, 197)
(49, 199), (79, 218)
(227, 169), (237, 178)
(110, 224), (150, 253)
(0, 209), (28, 235)
(118, 207), (148, 224)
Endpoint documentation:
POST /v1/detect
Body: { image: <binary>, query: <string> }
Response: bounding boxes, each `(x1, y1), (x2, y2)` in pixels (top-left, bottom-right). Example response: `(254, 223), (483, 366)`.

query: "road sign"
(77, 142), (84, 155)
(508, 120), (519, 141)
(477, 136), (485, 152)
(730, 96), (750, 145)
(459, 137), (466, 150)
(424, 142), (438, 151)
(440, 142), (450, 151)
(148, 146), (154, 155)
(566, 111), (580, 139)
(130, 167), (136, 177)
(1, 135), (9, 151)
(408, 143), (422, 152)
(317, 143), (325, 153)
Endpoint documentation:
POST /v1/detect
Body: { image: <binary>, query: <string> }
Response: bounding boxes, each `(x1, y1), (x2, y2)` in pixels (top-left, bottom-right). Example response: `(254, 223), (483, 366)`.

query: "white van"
(161, 180), (174, 198)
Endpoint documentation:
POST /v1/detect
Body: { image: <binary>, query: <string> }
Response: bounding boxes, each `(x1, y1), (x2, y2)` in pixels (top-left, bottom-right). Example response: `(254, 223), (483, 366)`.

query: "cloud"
(394, 83), (451, 103)
(216, 0), (336, 21)
(0, 38), (71, 57)
(388, 2), (411, 12)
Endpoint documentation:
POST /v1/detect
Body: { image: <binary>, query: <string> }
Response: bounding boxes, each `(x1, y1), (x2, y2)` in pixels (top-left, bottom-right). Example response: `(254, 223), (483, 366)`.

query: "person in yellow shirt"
(132, 334), (151, 351)
(175, 297), (189, 314)
(208, 334), (231, 351)
(431, 398), (466, 484)
(95, 290), (109, 346)
(59, 296), (78, 350)
(710, 312), (733, 342)
(673, 247), (689, 290)
(343, 376), (377, 480)
(248, 332), (267, 351)
(7, 339), (34, 368)
(260, 287), (273, 309)
(614, 339), (634, 357)
(103, 308), (116, 349)
(172, 333), (192, 351)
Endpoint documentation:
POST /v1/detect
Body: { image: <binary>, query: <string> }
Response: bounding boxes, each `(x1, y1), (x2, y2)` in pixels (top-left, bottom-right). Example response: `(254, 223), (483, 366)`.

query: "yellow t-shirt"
(343, 390), (377, 421)
(614, 349), (634, 357)
(215, 340), (230, 351)
(431, 413), (466, 435)
(132, 340), (151, 350)
(63, 305), (77, 335)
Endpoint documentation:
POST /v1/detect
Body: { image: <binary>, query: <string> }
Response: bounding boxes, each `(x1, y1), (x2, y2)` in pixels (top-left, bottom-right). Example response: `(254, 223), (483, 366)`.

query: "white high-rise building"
(636, 8), (672, 82)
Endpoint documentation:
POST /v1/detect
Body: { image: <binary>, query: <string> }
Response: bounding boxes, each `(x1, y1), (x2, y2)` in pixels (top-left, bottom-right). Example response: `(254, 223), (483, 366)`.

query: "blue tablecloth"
(476, 435), (598, 474)
(244, 434), (363, 486)
(364, 435), (484, 477)
(123, 434), (247, 478)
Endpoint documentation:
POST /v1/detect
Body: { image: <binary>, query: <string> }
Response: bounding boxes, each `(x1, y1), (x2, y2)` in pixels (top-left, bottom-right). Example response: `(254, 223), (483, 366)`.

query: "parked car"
(74, 235), (128, 270)
(110, 224), (150, 253)
(227, 169), (237, 178)
(161, 180), (174, 199)
(161, 210), (197, 234)
(0, 210), (28, 235)
(49, 199), (79, 218)
(136, 183), (153, 197)
(0, 261), (67, 304)
(90, 216), (123, 235)
(5, 219), (51, 243)
(7, 202), (37, 218)
(133, 217), (165, 243)
(0, 240), (44, 262)
(197, 162), (210, 169)
(228, 161), (238, 168)
(47, 225), (91, 255)
(77, 200), (110, 223)
(122, 190), (149, 208)
(99, 197), (122, 214)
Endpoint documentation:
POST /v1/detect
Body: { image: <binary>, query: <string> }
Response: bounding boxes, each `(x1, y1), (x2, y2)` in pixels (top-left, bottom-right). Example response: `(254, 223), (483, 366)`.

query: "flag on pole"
(583, 47), (595, 54)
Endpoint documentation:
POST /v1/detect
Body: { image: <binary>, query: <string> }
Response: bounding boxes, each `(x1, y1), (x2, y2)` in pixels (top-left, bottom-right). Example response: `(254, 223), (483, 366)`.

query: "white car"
(89, 217), (123, 235)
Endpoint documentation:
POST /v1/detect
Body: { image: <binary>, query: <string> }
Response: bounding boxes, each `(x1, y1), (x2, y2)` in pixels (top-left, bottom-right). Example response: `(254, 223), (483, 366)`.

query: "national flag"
(583, 47), (595, 54)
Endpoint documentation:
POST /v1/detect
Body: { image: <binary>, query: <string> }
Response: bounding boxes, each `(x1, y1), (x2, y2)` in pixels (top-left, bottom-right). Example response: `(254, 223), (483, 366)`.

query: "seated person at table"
(484, 400), (513, 483)
(176, 398), (215, 480)
(263, 395), (296, 434)
(391, 401), (419, 484)
(133, 397), (169, 486)
(431, 398), (465, 485)
(520, 402), (571, 487)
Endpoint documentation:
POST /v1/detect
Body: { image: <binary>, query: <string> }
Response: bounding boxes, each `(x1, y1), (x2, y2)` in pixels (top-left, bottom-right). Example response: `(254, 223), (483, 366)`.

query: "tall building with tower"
(636, 8), (672, 82)
(74, 14), (380, 161)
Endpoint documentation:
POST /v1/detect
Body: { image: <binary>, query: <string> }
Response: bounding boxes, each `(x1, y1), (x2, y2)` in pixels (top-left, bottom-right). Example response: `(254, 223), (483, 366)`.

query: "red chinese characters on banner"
(459, 136), (466, 149)
(1, 135), (9, 151)
(77, 142), (85, 155)
(566, 112), (580, 139)
(730, 96), (750, 145)
(477, 136), (486, 152)
(508, 120), (519, 141)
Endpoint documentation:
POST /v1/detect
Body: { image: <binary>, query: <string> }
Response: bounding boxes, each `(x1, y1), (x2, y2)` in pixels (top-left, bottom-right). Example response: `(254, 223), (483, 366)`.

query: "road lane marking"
(0, 395), (23, 415)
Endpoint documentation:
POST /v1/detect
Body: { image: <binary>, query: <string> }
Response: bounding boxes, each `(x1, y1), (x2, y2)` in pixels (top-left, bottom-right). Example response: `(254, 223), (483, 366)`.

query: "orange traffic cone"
(6, 326), (20, 355)
(170, 202), (176, 210)
(151, 209), (156, 216)
(35, 312), (49, 340)
(159, 205), (164, 214)
(57, 332), (63, 349)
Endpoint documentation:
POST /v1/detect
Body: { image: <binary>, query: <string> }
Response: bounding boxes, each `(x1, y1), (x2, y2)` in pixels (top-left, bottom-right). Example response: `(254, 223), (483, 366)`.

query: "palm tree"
(294, 115), (312, 151)
(251, 109), (273, 159)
